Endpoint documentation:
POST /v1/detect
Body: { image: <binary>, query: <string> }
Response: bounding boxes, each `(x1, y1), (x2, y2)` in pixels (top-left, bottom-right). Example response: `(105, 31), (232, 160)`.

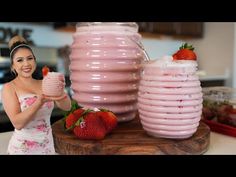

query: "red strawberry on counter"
(73, 112), (106, 140)
(42, 66), (50, 77)
(217, 104), (233, 117)
(172, 43), (197, 60)
(228, 108), (236, 127)
(216, 104), (234, 125)
(96, 109), (118, 134)
(202, 107), (215, 120)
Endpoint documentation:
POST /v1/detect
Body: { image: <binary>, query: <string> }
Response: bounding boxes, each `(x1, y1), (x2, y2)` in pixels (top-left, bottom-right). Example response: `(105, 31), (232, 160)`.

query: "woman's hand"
(36, 93), (67, 106)
(37, 92), (71, 111)
(36, 94), (51, 106)
(43, 92), (68, 101)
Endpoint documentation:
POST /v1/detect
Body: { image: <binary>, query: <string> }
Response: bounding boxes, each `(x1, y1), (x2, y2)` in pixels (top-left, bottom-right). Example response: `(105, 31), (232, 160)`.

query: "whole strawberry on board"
(61, 100), (82, 129)
(172, 43), (197, 60)
(73, 111), (107, 140)
(64, 108), (85, 131)
(62, 105), (118, 140)
(96, 109), (118, 134)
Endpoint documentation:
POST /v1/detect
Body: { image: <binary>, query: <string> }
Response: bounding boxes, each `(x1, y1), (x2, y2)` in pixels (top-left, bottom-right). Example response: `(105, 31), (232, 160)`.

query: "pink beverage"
(138, 56), (203, 139)
(69, 22), (144, 122)
(42, 72), (65, 97)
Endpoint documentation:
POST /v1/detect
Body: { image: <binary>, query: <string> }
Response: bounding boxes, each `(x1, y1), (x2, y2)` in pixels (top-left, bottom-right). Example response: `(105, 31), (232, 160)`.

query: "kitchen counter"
(1, 131), (236, 155)
(199, 75), (228, 81)
(204, 132), (236, 154)
(0, 131), (12, 154)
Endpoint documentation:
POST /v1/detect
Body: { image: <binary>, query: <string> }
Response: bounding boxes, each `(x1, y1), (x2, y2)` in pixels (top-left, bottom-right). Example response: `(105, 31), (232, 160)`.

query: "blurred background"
(0, 22), (235, 132)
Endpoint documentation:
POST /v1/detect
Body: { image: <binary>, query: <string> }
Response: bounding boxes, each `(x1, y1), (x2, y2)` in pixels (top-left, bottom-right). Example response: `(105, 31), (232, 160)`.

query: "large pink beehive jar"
(69, 22), (144, 122)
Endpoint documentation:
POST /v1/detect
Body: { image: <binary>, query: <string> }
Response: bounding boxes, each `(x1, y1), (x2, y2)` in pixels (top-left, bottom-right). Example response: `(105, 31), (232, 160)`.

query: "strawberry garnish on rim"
(42, 66), (50, 77)
(172, 43), (197, 61)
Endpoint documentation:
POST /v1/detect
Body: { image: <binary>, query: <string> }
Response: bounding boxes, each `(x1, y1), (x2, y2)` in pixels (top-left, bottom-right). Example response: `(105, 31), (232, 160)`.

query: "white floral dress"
(7, 94), (55, 155)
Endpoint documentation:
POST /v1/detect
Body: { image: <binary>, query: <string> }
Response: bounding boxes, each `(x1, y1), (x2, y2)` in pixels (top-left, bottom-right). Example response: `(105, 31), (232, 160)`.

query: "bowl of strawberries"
(202, 87), (236, 136)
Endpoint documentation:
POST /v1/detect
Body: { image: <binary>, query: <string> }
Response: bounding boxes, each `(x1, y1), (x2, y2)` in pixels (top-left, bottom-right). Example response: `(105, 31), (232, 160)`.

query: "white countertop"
(204, 132), (236, 155)
(1, 131), (236, 155)
(0, 131), (12, 154)
(199, 75), (228, 81)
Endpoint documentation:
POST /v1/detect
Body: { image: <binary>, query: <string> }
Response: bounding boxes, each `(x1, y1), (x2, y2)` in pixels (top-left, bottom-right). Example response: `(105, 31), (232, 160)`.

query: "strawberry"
(73, 112), (106, 140)
(42, 66), (50, 77)
(96, 109), (118, 134)
(65, 112), (79, 130)
(228, 108), (236, 115)
(216, 104), (233, 125)
(228, 108), (236, 126)
(73, 108), (85, 117)
(202, 107), (216, 120)
(172, 43), (197, 60)
(64, 108), (85, 131)
(217, 104), (233, 117)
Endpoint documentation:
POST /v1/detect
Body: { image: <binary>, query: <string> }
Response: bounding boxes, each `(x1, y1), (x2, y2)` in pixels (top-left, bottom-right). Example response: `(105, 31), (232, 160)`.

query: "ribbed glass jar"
(69, 22), (144, 122)
(138, 58), (202, 139)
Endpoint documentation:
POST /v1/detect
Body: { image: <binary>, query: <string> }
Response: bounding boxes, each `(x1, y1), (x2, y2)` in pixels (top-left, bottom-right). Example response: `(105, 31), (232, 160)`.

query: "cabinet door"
(137, 22), (176, 34)
(152, 22), (176, 35)
(137, 22), (203, 38)
(176, 22), (203, 37)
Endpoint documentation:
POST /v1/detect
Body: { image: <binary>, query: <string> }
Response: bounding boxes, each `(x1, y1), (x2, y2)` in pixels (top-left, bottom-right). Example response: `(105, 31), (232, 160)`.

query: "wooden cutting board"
(52, 117), (210, 155)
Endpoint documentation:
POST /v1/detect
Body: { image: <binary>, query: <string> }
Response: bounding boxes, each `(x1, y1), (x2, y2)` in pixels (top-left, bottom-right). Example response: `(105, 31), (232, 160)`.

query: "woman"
(1, 35), (71, 154)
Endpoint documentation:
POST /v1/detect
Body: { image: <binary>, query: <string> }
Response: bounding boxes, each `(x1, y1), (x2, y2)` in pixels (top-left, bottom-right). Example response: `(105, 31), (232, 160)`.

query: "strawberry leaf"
(61, 100), (82, 128)
(99, 108), (109, 112)
(179, 43), (194, 51)
(63, 100), (82, 118)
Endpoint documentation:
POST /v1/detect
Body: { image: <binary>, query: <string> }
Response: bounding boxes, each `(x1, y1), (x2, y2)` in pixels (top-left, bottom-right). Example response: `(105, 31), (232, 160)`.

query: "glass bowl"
(202, 87), (236, 127)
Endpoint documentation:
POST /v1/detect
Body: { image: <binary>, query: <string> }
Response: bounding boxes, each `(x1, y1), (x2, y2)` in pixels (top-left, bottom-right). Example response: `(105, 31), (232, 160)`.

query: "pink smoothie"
(138, 56), (202, 139)
(69, 23), (144, 122)
(42, 72), (65, 97)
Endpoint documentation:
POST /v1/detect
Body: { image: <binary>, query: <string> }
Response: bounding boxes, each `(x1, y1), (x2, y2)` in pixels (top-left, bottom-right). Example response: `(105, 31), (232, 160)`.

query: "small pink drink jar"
(42, 72), (65, 97)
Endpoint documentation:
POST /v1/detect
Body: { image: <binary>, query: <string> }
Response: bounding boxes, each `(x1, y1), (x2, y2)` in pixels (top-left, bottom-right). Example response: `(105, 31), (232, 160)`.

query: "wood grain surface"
(52, 117), (210, 155)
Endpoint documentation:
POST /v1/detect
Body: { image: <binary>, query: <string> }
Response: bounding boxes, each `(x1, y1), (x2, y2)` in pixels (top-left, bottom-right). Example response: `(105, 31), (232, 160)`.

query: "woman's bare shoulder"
(2, 81), (16, 95)
(3, 80), (14, 89)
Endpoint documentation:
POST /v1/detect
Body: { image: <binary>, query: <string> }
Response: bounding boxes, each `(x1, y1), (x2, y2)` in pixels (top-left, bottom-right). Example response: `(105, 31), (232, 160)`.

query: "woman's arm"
(2, 83), (45, 130)
(55, 93), (71, 111)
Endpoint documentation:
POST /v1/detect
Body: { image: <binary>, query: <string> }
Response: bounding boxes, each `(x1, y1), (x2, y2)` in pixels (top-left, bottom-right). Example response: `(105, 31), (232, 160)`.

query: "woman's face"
(12, 48), (36, 78)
